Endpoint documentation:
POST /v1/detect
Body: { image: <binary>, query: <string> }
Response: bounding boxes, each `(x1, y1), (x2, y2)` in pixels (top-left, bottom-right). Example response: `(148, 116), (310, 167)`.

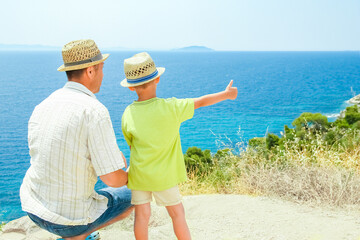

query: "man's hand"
(99, 152), (129, 188)
(225, 80), (238, 100)
(121, 151), (127, 169)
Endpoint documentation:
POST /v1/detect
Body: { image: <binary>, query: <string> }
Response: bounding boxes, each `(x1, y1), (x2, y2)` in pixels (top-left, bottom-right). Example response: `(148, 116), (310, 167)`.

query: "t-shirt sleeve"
(88, 115), (125, 176)
(121, 113), (132, 147)
(174, 98), (195, 123)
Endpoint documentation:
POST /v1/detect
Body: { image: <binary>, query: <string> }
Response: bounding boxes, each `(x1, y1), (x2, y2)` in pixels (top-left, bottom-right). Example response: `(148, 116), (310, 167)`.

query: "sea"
(0, 51), (359, 222)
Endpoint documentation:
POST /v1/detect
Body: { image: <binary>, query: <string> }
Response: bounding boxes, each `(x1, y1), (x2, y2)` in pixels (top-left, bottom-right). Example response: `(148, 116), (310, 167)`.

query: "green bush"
(248, 137), (266, 149)
(212, 149), (235, 182)
(284, 125), (295, 140)
(292, 112), (329, 132)
(213, 148), (232, 168)
(246, 109), (360, 155)
(214, 148), (231, 160)
(333, 118), (350, 129)
(352, 120), (360, 129)
(344, 105), (360, 125)
(184, 147), (212, 175)
(266, 133), (280, 149)
(324, 130), (337, 145)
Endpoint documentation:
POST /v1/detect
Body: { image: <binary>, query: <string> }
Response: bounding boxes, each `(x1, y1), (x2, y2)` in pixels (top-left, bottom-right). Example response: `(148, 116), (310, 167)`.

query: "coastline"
(349, 94), (360, 105)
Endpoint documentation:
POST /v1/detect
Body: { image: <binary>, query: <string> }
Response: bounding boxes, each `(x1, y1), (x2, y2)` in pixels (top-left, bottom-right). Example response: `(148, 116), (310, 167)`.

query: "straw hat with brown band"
(57, 39), (109, 72)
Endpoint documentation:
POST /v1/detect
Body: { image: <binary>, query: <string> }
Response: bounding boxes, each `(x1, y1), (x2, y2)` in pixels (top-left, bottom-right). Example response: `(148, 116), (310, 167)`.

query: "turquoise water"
(0, 51), (359, 222)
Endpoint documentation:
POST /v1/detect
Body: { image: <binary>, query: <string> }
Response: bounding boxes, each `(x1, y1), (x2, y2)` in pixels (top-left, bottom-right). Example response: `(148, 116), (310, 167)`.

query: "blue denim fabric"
(27, 186), (132, 238)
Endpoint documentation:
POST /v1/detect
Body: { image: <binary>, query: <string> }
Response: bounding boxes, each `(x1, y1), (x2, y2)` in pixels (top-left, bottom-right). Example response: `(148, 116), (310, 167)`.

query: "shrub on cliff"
(184, 147), (212, 175)
(246, 110), (360, 155)
(249, 137), (266, 149)
(292, 112), (329, 132)
(284, 125), (296, 140)
(182, 108), (360, 208)
(266, 133), (280, 149)
(184, 147), (235, 177)
(344, 105), (360, 125)
(333, 118), (350, 129)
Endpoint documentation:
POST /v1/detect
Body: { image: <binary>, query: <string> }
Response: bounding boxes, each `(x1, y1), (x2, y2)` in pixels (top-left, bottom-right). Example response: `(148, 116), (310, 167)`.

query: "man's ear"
(155, 77), (160, 84)
(128, 87), (135, 91)
(86, 66), (95, 79)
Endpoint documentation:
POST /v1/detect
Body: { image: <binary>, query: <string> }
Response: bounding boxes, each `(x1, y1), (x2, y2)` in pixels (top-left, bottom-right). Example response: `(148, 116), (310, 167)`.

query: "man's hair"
(65, 68), (86, 79)
(65, 64), (100, 79)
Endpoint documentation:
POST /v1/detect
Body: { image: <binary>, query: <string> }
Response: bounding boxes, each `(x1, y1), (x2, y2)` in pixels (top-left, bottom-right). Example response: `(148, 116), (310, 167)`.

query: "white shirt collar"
(63, 81), (96, 99)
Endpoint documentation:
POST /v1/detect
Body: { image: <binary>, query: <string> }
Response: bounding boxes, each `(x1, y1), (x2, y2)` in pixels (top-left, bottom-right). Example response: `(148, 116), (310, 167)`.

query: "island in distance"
(171, 46), (215, 52)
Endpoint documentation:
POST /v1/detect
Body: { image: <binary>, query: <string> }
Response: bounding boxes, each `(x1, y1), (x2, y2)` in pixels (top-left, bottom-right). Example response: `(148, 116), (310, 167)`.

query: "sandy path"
(1, 194), (360, 240)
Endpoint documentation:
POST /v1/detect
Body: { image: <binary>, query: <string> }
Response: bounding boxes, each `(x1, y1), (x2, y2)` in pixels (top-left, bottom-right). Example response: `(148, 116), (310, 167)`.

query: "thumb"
(226, 80), (233, 89)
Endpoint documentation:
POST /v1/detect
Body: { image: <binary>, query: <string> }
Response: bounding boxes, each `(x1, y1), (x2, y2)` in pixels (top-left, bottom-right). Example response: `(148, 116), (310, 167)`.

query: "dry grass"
(180, 134), (360, 209)
(0, 222), (5, 232)
(179, 172), (252, 196)
(238, 161), (360, 207)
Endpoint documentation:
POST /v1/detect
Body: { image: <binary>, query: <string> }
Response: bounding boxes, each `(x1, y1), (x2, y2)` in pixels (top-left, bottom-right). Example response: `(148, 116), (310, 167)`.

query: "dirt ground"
(1, 194), (360, 240)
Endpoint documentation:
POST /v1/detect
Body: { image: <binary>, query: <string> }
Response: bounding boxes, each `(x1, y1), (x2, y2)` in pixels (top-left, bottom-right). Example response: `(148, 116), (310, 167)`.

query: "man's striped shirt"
(20, 81), (125, 225)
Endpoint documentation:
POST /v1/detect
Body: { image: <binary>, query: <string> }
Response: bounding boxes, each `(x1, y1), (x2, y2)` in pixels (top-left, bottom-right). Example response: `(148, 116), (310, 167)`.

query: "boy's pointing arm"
(193, 80), (238, 110)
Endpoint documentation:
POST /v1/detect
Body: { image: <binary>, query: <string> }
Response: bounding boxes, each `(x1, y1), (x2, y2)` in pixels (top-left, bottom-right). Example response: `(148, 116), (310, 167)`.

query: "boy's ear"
(155, 77), (160, 84)
(128, 87), (135, 91)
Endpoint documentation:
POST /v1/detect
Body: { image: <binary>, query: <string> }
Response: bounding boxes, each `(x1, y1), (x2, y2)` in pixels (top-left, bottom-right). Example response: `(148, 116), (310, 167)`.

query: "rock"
(0, 216), (58, 240)
(340, 110), (346, 119)
(349, 95), (360, 104)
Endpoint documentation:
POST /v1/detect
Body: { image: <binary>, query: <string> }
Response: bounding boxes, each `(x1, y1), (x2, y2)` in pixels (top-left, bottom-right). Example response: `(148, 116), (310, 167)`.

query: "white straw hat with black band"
(120, 52), (165, 87)
(57, 39), (109, 72)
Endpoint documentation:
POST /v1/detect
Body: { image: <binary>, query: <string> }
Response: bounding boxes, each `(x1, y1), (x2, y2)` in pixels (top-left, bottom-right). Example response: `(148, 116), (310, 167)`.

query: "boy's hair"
(133, 78), (157, 90)
(133, 81), (151, 90)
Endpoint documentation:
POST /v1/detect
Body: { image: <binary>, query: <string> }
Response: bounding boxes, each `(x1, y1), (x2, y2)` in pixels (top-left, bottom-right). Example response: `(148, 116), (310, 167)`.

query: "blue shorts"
(27, 186), (132, 238)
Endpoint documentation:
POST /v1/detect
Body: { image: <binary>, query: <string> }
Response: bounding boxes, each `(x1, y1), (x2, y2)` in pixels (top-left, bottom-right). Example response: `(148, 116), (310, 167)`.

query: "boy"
(121, 52), (237, 240)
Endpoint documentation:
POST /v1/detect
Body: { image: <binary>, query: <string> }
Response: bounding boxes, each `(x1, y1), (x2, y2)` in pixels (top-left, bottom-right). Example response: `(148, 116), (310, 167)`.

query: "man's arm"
(100, 170), (128, 188)
(194, 80), (238, 109)
(100, 152), (128, 187)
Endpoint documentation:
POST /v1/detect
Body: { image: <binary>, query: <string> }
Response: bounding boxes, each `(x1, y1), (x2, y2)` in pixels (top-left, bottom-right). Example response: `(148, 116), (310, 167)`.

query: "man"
(20, 39), (133, 240)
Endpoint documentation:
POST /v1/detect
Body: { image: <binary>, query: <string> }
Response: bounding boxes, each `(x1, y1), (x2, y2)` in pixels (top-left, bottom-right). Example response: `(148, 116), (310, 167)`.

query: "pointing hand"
(225, 80), (238, 100)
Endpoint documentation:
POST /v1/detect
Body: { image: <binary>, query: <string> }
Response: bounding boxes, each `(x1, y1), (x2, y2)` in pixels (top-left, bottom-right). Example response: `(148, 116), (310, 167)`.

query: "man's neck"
(68, 78), (95, 94)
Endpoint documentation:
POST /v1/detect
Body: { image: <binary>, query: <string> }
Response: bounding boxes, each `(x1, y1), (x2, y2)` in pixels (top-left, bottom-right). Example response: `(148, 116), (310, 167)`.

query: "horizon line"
(0, 49), (359, 52)
(0, 43), (359, 52)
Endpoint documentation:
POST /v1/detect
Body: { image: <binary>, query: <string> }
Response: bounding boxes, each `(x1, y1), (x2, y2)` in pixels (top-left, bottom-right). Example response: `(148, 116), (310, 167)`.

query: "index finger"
(227, 80), (233, 88)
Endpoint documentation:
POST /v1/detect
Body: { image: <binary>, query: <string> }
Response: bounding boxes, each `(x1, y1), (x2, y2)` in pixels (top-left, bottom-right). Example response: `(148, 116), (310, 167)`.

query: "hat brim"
(57, 54), (110, 72)
(120, 67), (165, 87)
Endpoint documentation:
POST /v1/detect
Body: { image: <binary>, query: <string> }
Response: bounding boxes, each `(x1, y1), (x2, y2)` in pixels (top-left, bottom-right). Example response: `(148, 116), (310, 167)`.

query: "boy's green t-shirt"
(122, 97), (194, 191)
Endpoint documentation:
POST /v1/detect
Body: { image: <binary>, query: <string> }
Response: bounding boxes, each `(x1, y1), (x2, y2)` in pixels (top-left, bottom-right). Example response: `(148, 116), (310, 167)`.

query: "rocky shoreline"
(1, 194), (360, 240)
(349, 94), (360, 105)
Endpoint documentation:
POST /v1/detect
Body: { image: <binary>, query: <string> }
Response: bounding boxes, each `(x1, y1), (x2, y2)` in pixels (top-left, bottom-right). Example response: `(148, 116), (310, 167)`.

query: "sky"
(0, 0), (359, 51)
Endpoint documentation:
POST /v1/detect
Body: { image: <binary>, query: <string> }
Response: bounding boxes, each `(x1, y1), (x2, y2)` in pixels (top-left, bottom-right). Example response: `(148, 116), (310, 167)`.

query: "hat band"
(127, 70), (158, 83)
(64, 53), (103, 67)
